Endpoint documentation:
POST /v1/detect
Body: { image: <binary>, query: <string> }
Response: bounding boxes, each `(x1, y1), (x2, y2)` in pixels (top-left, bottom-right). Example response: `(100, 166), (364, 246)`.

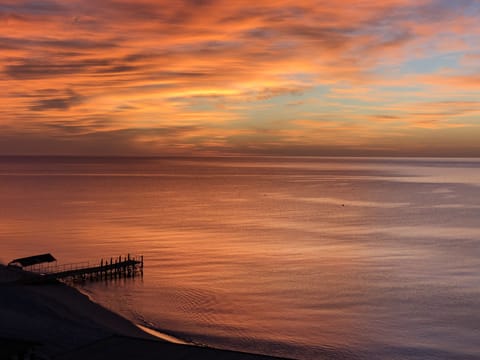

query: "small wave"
(178, 287), (221, 323)
(136, 324), (189, 345)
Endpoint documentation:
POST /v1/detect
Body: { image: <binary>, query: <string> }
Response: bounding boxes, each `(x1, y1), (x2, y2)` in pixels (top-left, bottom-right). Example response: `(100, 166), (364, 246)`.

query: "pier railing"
(28, 261), (91, 275)
(25, 254), (143, 282)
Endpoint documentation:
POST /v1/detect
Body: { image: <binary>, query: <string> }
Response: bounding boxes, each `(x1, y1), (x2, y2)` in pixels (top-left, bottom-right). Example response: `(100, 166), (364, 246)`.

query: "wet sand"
(0, 265), (293, 359)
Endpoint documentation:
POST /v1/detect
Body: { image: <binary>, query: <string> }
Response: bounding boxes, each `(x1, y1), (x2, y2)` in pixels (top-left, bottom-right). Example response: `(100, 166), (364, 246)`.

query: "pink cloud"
(1, 0), (479, 155)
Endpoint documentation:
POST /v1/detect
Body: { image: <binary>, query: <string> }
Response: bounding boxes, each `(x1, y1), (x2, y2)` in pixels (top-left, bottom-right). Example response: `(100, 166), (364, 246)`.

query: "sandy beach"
(0, 265), (292, 360)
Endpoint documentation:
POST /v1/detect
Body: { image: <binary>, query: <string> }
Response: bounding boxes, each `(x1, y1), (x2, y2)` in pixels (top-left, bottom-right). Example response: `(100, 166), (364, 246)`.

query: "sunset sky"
(1, 0), (480, 156)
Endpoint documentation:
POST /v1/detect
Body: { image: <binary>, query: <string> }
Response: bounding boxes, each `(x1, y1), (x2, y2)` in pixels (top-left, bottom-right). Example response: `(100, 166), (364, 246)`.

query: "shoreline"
(73, 284), (189, 345)
(0, 265), (293, 360)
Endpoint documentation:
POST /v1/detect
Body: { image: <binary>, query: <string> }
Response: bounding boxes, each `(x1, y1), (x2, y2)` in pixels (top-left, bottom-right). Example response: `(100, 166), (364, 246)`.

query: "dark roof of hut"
(8, 253), (56, 267)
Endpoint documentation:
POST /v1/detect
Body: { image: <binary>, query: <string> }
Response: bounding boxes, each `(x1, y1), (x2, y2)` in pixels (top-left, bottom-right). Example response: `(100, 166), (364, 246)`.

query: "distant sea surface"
(1, 156), (480, 360)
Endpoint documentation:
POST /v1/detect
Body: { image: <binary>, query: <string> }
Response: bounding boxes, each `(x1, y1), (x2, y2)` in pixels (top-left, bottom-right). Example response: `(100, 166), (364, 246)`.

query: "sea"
(1, 156), (479, 360)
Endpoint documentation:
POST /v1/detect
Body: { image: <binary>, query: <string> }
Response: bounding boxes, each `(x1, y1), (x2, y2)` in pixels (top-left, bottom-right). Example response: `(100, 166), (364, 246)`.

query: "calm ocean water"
(1, 156), (480, 359)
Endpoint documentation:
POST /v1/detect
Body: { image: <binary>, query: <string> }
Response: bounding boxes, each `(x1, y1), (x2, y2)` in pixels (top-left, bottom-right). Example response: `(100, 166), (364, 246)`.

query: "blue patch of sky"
(399, 53), (461, 75)
(241, 103), (298, 125)
(374, 85), (423, 95)
(372, 51), (462, 78)
(0, 1), (64, 15)
(436, 0), (480, 15)
(246, 85), (331, 119)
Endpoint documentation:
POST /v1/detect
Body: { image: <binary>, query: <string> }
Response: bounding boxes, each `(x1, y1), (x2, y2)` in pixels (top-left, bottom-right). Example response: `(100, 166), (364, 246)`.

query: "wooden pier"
(16, 254), (144, 283)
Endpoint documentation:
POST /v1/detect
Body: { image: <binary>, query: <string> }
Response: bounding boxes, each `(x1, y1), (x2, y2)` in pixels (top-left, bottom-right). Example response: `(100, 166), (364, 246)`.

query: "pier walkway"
(10, 254), (144, 283)
(45, 255), (143, 281)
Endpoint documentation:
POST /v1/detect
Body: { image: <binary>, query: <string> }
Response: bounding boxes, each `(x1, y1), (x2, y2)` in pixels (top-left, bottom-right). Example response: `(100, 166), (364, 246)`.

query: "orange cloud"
(1, 0), (479, 155)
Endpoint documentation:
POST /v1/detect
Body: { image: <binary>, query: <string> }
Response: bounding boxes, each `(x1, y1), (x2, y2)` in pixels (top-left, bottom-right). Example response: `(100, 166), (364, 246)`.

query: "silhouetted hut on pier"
(8, 253), (57, 271)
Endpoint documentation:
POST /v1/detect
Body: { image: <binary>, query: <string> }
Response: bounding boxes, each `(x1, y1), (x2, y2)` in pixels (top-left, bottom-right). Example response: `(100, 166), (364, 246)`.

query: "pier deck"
(18, 255), (144, 283)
